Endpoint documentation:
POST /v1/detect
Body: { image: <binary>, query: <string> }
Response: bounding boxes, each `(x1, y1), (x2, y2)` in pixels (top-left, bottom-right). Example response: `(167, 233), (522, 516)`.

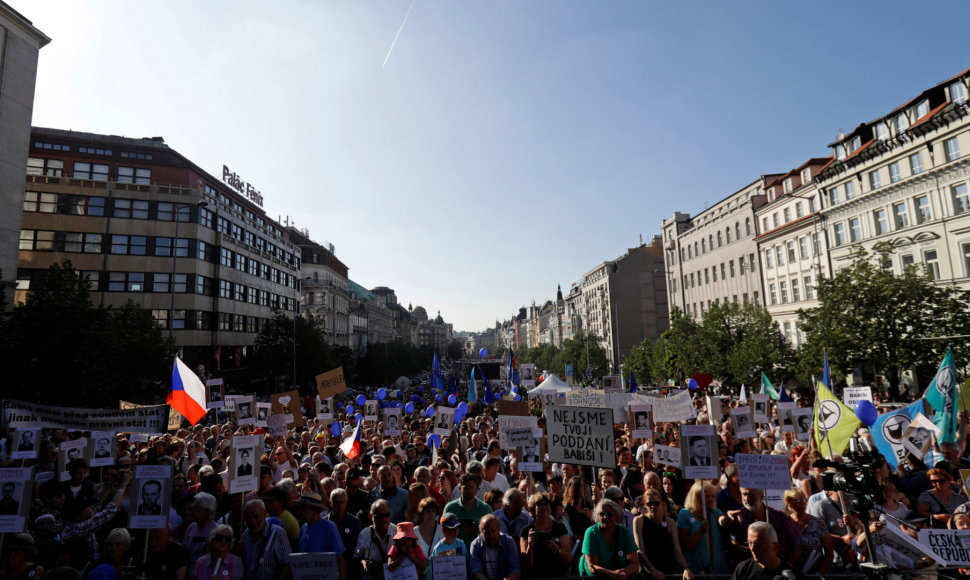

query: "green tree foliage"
(253, 312), (333, 391)
(0, 261), (174, 406)
(622, 339), (659, 385)
(797, 247), (970, 397)
(700, 301), (794, 386)
(647, 308), (707, 383)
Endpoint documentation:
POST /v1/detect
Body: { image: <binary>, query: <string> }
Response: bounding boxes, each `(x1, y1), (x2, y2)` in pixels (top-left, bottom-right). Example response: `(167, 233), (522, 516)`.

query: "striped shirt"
(241, 523), (290, 580)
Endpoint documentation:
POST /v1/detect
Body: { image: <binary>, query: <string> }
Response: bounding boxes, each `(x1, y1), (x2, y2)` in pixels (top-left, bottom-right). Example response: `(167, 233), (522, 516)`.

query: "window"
(720, 263), (726, 279)
(946, 137), (961, 162)
(157, 203), (192, 222)
(107, 272), (145, 292)
(64, 232), (102, 253)
(875, 123), (888, 140)
(783, 322), (792, 342)
(963, 243), (970, 276)
(749, 253), (756, 271)
(829, 186), (840, 206)
(836, 144), (846, 160)
(26, 157), (64, 176)
(804, 277), (814, 300)
(67, 195), (106, 216)
(889, 161), (902, 183)
(901, 254), (915, 269)
(152, 274), (185, 293)
(217, 216), (231, 235)
(787, 241), (796, 262)
(924, 250), (941, 280)
(235, 253), (246, 271)
(849, 217), (862, 242)
(745, 218), (751, 236)
(915, 195), (932, 223)
(916, 100), (929, 118)
(704, 269), (710, 284)
(874, 209), (889, 235)
(72, 162), (109, 181)
(219, 313), (232, 331)
(783, 208), (791, 222)
(799, 237), (809, 259)
(729, 261), (735, 277)
(893, 202), (909, 229)
(769, 284), (777, 305)
(795, 202), (804, 218)
(220, 248), (233, 267)
(833, 223), (846, 246)
(783, 178), (792, 194)
(762, 217), (770, 232)
(812, 233), (820, 256)
(869, 170), (882, 190)
(801, 168), (812, 183)
(951, 81), (968, 104)
(80, 271), (100, 291)
(113, 199), (149, 219)
(780, 281), (788, 303)
(896, 113), (908, 133)
(152, 310), (169, 330)
(739, 256), (746, 274)
(120, 151), (152, 160)
(851, 136), (861, 151)
(702, 239), (706, 253)
(117, 166), (151, 184)
(776, 246), (785, 266)
(19, 229), (54, 251)
(196, 276), (214, 296)
(765, 250), (773, 268)
(24, 191), (57, 213)
(735, 223), (741, 240)
(219, 280), (232, 299)
(717, 232), (722, 247)
(953, 183), (970, 214)
(845, 181), (855, 200)
(234, 283), (246, 301)
(910, 153), (923, 175)
(110, 235), (147, 255)
(808, 197), (816, 213)
(772, 213), (779, 228)
(792, 279), (800, 302)
(155, 237), (189, 257)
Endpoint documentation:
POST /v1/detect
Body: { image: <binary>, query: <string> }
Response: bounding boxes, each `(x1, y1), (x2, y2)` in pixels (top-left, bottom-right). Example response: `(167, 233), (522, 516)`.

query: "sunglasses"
(599, 512), (615, 519)
(214, 535), (232, 542)
(645, 501), (661, 508)
(374, 512), (392, 519)
(931, 479), (947, 485)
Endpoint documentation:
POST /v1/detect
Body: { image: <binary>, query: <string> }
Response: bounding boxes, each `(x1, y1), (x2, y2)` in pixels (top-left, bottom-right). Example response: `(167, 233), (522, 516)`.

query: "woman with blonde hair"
(633, 488), (692, 580)
(193, 525), (243, 580)
(676, 480), (730, 576)
(785, 487), (833, 574)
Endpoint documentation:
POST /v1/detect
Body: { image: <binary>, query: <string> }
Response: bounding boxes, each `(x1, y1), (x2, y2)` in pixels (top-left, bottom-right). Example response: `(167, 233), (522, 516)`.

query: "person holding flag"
(923, 346), (959, 445)
(814, 381), (861, 457)
(167, 357), (208, 426)
(761, 372), (779, 400)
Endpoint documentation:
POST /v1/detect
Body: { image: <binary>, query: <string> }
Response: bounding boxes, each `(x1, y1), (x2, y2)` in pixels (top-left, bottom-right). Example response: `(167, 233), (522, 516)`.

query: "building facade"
(0, 4), (48, 308)
(18, 128), (300, 371)
(286, 228), (351, 347)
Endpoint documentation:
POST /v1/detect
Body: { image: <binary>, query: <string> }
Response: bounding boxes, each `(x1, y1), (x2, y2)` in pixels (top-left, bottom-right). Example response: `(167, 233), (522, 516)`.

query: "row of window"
(686, 292), (759, 318)
(767, 276), (816, 306)
(681, 219), (754, 262)
(27, 158), (154, 184)
(764, 234), (822, 268)
(150, 309), (262, 332)
(680, 254), (758, 291)
(760, 198), (818, 234)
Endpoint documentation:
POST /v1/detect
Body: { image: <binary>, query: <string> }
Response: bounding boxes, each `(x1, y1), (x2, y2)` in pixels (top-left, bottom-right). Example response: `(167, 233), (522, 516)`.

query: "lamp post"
(169, 200), (208, 340)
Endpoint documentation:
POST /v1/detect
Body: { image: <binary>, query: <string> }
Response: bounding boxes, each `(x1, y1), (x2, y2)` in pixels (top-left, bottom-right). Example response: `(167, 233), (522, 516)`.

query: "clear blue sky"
(12, 0), (970, 331)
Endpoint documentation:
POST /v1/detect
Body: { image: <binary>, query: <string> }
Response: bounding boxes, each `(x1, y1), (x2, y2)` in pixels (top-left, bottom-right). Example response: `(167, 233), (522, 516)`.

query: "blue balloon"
(356, 394), (366, 407)
(355, 412), (363, 423)
(448, 394), (457, 406)
(855, 400), (878, 427)
(511, 386), (518, 395)
(557, 393), (564, 398)
(427, 433), (441, 447)
(418, 386), (424, 393)
(345, 404), (354, 415)
(331, 421), (341, 437)
(454, 413), (463, 424)
(426, 406), (435, 418)
(435, 394), (443, 403)
(514, 394), (521, 401)
(405, 402), (415, 414)
(377, 388), (387, 401)
(458, 402), (468, 415)
(687, 378), (699, 391)
(336, 402), (344, 410)
(479, 347), (488, 359)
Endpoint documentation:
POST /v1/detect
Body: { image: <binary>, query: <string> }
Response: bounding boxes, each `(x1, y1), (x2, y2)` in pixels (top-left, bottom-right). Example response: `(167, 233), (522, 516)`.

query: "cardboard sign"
(902, 413), (940, 459)
(498, 415), (538, 449)
(919, 529), (970, 566)
(751, 394), (769, 424)
(2, 399), (170, 433)
(0, 468), (33, 533)
(736, 453), (793, 490)
(733, 406), (756, 438)
(290, 552), (340, 580)
(384, 408), (402, 436)
(843, 386), (873, 407)
(496, 400), (530, 416)
(236, 394), (257, 426)
(630, 404), (653, 439)
(230, 435), (260, 494)
(681, 424), (718, 480)
(777, 402), (795, 433)
(706, 396), (723, 426)
(267, 414), (289, 438)
(792, 408), (813, 441)
(272, 390), (304, 428)
(129, 465), (172, 529)
(316, 367), (347, 399)
(878, 524), (945, 566)
(433, 407), (454, 439)
(10, 429), (40, 461)
(206, 378), (225, 409)
(651, 390), (694, 423)
(546, 406), (615, 468)
(431, 554), (468, 580)
(89, 431), (115, 468)
(564, 390), (605, 409)
(654, 445), (681, 468)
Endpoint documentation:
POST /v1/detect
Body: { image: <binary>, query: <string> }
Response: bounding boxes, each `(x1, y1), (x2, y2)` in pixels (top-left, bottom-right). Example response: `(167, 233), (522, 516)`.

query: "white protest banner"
(433, 407), (454, 439)
(505, 427), (535, 449)
(364, 400), (379, 422)
(267, 414), (289, 438)
(878, 524), (945, 566)
(705, 396), (722, 426)
(565, 389), (605, 409)
(736, 453), (792, 490)
(383, 562), (419, 580)
(606, 392), (637, 422)
(546, 406), (615, 468)
(654, 445), (681, 468)
(919, 529), (970, 566)
(792, 408), (813, 441)
(431, 554), (468, 580)
(751, 394), (769, 424)
(256, 402), (271, 427)
(777, 402), (795, 433)
(629, 404), (653, 440)
(89, 431), (115, 468)
(842, 386), (873, 407)
(10, 429), (39, 461)
(681, 424), (718, 480)
(315, 397), (333, 421)
(0, 467), (33, 533)
(651, 390), (694, 423)
(290, 552), (340, 580)
(130, 465), (172, 529)
(902, 413), (940, 459)
(236, 394), (257, 426)
(59, 438), (89, 481)
(732, 406), (756, 438)
(384, 407), (402, 437)
(230, 435), (260, 494)
(4, 399), (170, 433)
(498, 415), (538, 449)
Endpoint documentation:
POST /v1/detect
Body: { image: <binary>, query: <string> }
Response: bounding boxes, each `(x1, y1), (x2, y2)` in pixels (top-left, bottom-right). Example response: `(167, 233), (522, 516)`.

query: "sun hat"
(393, 521), (419, 541)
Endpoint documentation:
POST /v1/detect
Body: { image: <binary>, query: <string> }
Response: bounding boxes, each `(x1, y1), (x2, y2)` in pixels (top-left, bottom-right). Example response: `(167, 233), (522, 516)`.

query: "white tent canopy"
(529, 373), (571, 394)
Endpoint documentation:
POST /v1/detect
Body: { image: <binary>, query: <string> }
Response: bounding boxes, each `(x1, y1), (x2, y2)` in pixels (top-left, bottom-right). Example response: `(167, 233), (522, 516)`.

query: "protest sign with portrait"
(10, 429), (40, 461)
(130, 465), (172, 529)
(433, 407), (454, 439)
(256, 402), (271, 427)
(89, 430), (115, 468)
(272, 390), (305, 428)
(59, 438), (89, 481)
(705, 396), (723, 426)
(629, 404), (653, 440)
(777, 402), (795, 433)
(236, 394), (257, 426)
(792, 408), (813, 441)
(751, 394), (769, 424)
(0, 468), (33, 533)
(316, 397), (334, 421)
(384, 407), (402, 436)
(902, 413), (940, 459)
(732, 406), (756, 439)
(654, 445), (681, 468)
(365, 400), (379, 422)
(206, 378), (224, 409)
(681, 424), (718, 480)
(230, 434), (260, 494)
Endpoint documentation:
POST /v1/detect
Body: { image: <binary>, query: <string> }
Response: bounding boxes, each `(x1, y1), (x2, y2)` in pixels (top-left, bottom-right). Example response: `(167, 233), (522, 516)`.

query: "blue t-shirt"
(676, 508), (728, 575)
(299, 518), (346, 554)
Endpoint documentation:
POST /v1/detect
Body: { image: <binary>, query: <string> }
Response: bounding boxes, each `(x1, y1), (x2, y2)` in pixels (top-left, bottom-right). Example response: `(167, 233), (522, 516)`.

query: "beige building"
(754, 158), (833, 346)
(286, 228), (351, 347)
(0, 3), (48, 308)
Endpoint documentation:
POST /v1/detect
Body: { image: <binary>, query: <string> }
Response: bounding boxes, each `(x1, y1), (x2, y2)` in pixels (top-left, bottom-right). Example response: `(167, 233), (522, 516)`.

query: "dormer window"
(836, 144), (846, 160)
(950, 81), (967, 104)
(850, 136), (861, 151)
(783, 178), (792, 194)
(801, 168), (811, 183)
(896, 113), (909, 133)
(875, 123), (888, 140)
(916, 100), (929, 118)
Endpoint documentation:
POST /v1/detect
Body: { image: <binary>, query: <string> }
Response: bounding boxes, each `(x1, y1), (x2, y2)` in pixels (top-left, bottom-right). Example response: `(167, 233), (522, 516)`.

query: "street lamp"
(169, 200), (208, 340)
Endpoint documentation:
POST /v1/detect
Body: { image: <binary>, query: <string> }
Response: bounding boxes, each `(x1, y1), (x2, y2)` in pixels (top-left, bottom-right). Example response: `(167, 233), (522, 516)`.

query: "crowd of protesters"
(1, 379), (967, 580)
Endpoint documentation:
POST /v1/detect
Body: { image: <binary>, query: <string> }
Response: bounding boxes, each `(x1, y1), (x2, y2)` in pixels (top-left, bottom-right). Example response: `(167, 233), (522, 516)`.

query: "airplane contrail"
(383, 0), (417, 68)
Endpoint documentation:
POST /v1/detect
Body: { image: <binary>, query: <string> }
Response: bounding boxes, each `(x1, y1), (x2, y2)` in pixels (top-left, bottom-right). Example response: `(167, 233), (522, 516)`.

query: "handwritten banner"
(736, 453), (793, 490)
(316, 367), (347, 399)
(650, 390), (694, 423)
(546, 406), (615, 468)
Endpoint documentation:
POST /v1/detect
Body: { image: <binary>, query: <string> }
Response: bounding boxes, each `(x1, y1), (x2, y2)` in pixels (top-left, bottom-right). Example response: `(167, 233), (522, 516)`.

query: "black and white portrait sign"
(229, 434), (259, 494)
(365, 400), (379, 422)
(0, 468), (33, 533)
(11, 429), (40, 461)
(256, 402), (271, 427)
(629, 404), (653, 440)
(777, 403), (795, 433)
(433, 407), (454, 439)
(129, 465), (172, 529)
(383, 407), (402, 437)
(792, 408), (813, 441)
(653, 445), (681, 468)
(89, 431), (115, 468)
(705, 396), (723, 427)
(681, 424), (718, 480)
(518, 429), (544, 473)
(902, 413), (940, 459)
(751, 394), (769, 424)
(732, 406), (756, 439)
(236, 394), (257, 426)
(59, 438), (89, 482)
(316, 397), (334, 421)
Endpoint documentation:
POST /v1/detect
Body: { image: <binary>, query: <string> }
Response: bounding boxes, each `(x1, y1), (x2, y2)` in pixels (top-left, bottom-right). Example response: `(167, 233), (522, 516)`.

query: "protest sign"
(751, 394), (769, 424)
(540, 393), (557, 410)
(606, 392), (645, 422)
(705, 396), (723, 426)
(130, 465), (172, 529)
(236, 394), (256, 426)
(520, 364), (536, 387)
(256, 402), (271, 427)
(120, 399), (183, 431)
(602, 375), (622, 392)
(564, 390), (605, 409)
(431, 554), (468, 580)
(267, 414), (288, 438)
(496, 400), (530, 416)
(629, 404), (653, 440)
(732, 406), (756, 438)
(843, 386), (873, 406)
(364, 400), (379, 422)
(764, 489), (786, 512)
(10, 429), (39, 461)
(290, 552), (340, 580)
(518, 429), (544, 473)
(919, 529), (970, 566)
(206, 378), (224, 409)
(89, 431), (115, 468)
(433, 407), (454, 439)
(129, 433), (149, 443)
(384, 407), (402, 436)
(681, 424), (718, 480)
(3, 399), (170, 433)
(383, 562), (420, 580)
(961, 469), (970, 497)
(230, 435), (259, 494)
(736, 453), (793, 490)
(792, 408), (813, 441)
(316, 397), (334, 421)
(778, 402), (795, 433)
(654, 445), (681, 468)
(902, 413), (939, 459)
(0, 468), (32, 533)
(878, 524), (945, 566)
(651, 390), (694, 423)
(272, 390), (305, 428)
(546, 406), (615, 468)
(505, 427), (535, 449)
(59, 438), (89, 481)
(316, 367), (347, 399)
(498, 415), (538, 449)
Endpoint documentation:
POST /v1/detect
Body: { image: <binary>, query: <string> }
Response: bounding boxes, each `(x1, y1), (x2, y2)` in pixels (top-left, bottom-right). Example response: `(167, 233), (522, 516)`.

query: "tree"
(551, 331), (610, 381)
(649, 308), (708, 383)
(0, 261), (174, 406)
(700, 301), (794, 387)
(622, 338), (659, 385)
(253, 312), (332, 392)
(797, 247), (970, 398)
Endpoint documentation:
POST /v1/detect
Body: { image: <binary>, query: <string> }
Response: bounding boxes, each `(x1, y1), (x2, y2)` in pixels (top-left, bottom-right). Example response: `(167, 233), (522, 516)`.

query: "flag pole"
(814, 375), (851, 519)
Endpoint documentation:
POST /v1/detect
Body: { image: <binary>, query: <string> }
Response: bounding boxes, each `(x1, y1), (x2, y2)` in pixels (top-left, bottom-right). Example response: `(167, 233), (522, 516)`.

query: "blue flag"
(508, 348), (520, 387)
(871, 399), (924, 468)
(628, 369), (638, 393)
(923, 346), (958, 444)
(778, 386), (791, 403)
(482, 376), (491, 404)
(823, 351), (830, 388)
(468, 367), (477, 404)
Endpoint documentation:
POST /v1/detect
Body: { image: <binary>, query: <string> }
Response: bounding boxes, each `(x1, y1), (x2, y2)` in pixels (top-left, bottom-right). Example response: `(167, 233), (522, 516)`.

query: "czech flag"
(167, 357), (208, 426)
(339, 423), (362, 460)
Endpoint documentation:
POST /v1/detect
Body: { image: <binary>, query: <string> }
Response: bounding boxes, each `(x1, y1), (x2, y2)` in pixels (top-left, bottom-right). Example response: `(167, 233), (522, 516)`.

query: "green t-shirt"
(443, 498), (492, 547)
(578, 523), (637, 577)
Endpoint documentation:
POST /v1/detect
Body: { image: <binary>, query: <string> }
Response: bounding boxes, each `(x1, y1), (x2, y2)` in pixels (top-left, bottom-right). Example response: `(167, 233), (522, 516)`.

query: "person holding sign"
(677, 481), (730, 577)
(386, 521), (429, 578)
(194, 525), (243, 580)
(578, 499), (638, 579)
(633, 488), (693, 580)
(297, 491), (346, 578)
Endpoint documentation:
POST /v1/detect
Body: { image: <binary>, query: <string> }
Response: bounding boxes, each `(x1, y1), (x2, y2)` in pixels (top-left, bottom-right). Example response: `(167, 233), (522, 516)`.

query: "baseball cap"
(440, 513), (460, 529)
